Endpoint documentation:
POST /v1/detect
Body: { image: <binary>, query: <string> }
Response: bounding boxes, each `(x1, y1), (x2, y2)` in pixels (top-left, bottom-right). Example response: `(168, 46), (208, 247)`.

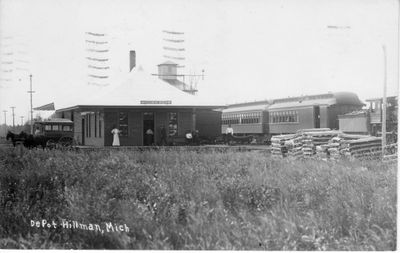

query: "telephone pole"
(10, 106), (15, 129)
(2, 110), (7, 137)
(27, 74), (35, 134)
(20, 116), (24, 126)
(381, 45), (387, 157)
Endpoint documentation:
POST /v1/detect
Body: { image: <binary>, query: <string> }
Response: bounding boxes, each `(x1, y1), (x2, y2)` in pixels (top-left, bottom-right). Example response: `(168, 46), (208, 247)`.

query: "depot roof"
(57, 68), (224, 112)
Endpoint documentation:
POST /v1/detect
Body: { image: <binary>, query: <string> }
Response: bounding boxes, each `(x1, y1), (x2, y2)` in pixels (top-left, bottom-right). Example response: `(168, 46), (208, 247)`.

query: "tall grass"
(0, 148), (396, 250)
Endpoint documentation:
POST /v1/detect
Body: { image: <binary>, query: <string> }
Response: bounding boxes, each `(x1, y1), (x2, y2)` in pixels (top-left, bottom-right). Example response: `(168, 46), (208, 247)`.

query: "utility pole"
(382, 45), (387, 157)
(2, 110), (7, 137)
(27, 74), (35, 134)
(10, 106), (15, 129)
(20, 116), (24, 126)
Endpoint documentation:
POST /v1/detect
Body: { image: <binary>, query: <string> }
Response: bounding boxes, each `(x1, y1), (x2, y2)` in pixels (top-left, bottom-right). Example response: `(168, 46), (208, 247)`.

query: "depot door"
(143, 112), (154, 146)
(314, 106), (320, 128)
(81, 118), (85, 145)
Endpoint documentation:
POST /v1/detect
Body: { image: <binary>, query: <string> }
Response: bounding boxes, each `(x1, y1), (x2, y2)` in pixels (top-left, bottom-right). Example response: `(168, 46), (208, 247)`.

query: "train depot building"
(55, 65), (222, 147)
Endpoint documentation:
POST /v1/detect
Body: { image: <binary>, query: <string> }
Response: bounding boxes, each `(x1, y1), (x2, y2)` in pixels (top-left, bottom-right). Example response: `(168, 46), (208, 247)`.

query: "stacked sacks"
(298, 129), (341, 158)
(271, 130), (382, 161)
(286, 135), (303, 158)
(271, 134), (296, 158)
(327, 136), (342, 160)
(301, 135), (315, 157)
(298, 129), (342, 145)
(316, 144), (329, 160)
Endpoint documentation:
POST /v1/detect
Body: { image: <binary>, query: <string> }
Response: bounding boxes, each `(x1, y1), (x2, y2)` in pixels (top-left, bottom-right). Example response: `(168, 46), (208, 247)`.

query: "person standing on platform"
(185, 130), (193, 145)
(160, 125), (167, 146)
(146, 128), (154, 146)
(111, 125), (121, 146)
(226, 124), (234, 145)
(193, 130), (199, 145)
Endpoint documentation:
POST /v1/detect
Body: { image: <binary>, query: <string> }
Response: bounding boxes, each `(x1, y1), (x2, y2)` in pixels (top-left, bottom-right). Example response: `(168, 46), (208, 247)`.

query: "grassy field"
(0, 147), (396, 250)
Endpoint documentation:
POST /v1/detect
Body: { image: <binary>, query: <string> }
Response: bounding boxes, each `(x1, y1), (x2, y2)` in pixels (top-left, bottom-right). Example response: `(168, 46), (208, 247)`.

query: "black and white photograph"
(0, 0), (398, 250)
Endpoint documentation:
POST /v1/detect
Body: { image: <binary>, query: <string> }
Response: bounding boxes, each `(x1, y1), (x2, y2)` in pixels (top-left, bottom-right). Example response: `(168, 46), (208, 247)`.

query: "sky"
(0, 0), (399, 125)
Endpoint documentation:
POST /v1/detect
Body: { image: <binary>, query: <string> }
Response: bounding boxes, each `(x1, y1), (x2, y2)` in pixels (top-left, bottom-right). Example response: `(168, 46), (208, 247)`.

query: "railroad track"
(0, 142), (272, 153)
(72, 145), (272, 153)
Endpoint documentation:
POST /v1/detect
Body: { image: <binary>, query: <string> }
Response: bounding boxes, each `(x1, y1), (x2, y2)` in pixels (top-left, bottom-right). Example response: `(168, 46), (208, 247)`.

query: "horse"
(6, 131), (27, 147)
(22, 133), (47, 150)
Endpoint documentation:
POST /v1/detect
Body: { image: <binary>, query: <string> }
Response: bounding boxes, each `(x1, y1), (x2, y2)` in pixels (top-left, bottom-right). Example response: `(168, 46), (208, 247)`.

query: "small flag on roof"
(34, 102), (55, 111)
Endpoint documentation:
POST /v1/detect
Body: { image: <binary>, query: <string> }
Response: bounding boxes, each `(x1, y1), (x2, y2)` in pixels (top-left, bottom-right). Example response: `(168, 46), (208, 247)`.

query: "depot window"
(119, 112), (128, 137)
(168, 112), (178, 136)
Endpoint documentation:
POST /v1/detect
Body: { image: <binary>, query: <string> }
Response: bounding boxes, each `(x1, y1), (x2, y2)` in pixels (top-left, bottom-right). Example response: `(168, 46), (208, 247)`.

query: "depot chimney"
(129, 50), (136, 72)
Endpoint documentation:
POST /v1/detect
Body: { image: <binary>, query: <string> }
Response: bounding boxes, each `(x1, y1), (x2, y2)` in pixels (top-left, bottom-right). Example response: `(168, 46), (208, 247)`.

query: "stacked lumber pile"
(301, 135), (315, 157)
(299, 130), (341, 158)
(296, 128), (331, 134)
(339, 136), (382, 159)
(271, 134), (296, 157)
(271, 129), (386, 161)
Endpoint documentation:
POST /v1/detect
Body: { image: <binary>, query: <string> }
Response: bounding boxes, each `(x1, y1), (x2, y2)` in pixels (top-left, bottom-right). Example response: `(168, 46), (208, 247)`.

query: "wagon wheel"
(59, 136), (74, 149)
(46, 139), (56, 149)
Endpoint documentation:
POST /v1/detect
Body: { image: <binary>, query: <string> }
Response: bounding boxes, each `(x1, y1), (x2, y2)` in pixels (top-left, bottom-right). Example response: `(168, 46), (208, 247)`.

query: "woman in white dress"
(111, 126), (121, 146)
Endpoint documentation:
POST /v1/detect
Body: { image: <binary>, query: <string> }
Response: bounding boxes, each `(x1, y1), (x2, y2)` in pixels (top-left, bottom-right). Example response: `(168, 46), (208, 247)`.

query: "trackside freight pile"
(271, 128), (386, 160)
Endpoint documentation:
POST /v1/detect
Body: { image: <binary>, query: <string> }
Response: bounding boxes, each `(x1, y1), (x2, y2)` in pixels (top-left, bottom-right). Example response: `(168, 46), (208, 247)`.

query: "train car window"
(52, 125), (59, 131)
(45, 125), (52, 131)
(63, 125), (72, 131)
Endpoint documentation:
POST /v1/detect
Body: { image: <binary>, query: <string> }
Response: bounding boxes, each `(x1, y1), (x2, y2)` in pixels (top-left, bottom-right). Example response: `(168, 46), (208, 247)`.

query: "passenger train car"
(222, 92), (364, 142)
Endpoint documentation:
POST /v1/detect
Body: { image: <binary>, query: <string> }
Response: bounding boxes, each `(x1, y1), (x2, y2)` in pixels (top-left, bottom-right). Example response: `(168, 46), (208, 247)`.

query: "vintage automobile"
(33, 118), (75, 148)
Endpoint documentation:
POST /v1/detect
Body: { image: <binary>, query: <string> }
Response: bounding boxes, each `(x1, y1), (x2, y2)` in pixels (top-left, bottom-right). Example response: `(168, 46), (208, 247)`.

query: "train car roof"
(269, 92), (363, 110)
(223, 104), (270, 113)
(34, 118), (73, 124)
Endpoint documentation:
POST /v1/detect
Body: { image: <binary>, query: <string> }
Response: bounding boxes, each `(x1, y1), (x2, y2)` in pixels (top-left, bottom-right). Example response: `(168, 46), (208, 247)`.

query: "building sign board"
(140, 100), (172, 104)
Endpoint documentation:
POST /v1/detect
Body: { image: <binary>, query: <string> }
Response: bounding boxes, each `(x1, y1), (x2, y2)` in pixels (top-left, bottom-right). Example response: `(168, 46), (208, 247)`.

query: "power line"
(27, 74), (35, 134)
(10, 106), (15, 129)
(2, 110), (7, 136)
